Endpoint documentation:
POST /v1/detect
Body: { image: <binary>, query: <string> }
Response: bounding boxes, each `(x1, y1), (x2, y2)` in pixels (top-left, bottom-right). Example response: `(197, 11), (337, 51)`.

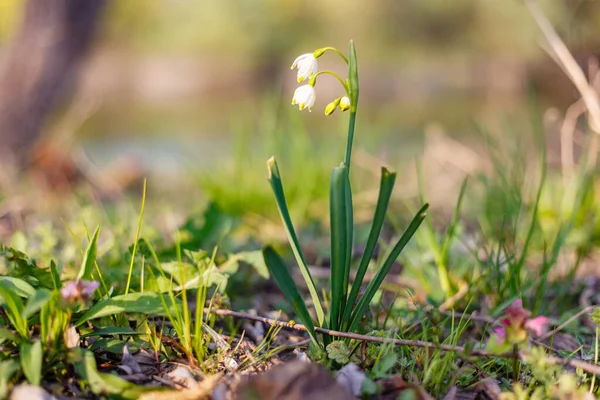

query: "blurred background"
(0, 0), (599, 234)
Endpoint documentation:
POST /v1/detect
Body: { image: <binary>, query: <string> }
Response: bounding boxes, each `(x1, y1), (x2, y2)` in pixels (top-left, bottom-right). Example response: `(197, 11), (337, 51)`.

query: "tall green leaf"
(348, 204), (429, 332)
(267, 157), (324, 326)
(329, 166), (349, 330)
(342, 167), (396, 330)
(77, 226), (100, 281)
(262, 246), (318, 346)
(342, 164), (353, 319)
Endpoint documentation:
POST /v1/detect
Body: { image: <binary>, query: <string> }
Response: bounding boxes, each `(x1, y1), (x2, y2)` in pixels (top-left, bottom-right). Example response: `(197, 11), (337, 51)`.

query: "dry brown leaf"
(474, 378), (502, 400)
(139, 373), (222, 400)
(336, 363), (365, 397)
(378, 375), (434, 400)
(234, 361), (355, 400)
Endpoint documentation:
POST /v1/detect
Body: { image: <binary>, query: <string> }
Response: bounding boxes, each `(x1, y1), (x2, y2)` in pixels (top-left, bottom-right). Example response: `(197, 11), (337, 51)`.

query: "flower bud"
(324, 97), (342, 116)
(339, 96), (351, 112)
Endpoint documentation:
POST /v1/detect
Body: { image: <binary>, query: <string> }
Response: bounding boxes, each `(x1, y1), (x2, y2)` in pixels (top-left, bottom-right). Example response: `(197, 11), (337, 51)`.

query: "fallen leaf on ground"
(377, 375), (434, 400)
(139, 373), (222, 400)
(336, 363), (365, 397)
(234, 361), (356, 400)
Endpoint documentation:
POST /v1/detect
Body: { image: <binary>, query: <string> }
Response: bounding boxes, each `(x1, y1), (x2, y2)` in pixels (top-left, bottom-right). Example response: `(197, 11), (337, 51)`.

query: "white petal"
(292, 85), (316, 111)
(291, 53), (318, 82)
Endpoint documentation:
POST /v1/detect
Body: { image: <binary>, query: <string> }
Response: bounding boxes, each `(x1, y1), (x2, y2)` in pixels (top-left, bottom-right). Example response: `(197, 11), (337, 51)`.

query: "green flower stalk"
(265, 41), (428, 347)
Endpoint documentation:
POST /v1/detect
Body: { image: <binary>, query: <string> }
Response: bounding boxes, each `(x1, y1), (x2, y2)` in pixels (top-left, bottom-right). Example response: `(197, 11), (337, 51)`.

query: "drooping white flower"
(292, 85), (316, 111)
(291, 53), (318, 83)
(339, 96), (351, 111)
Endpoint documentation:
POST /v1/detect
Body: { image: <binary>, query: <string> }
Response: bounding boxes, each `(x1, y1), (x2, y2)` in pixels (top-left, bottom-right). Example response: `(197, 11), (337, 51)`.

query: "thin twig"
(539, 305), (596, 341)
(204, 307), (600, 376)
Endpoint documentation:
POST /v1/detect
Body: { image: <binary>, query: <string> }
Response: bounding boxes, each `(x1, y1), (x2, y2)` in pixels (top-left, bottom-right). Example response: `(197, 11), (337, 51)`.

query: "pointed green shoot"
(329, 165), (351, 330)
(348, 203), (429, 332)
(76, 226), (100, 281)
(267, 157), (325, 326)
(262, 246), (318, 346)
(341, 167), (396, 330)
(347, 40), (359, 113)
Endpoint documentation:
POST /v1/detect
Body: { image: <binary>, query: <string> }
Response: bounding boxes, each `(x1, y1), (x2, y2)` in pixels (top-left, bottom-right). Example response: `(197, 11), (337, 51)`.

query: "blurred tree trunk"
(0, 0), (107, 162)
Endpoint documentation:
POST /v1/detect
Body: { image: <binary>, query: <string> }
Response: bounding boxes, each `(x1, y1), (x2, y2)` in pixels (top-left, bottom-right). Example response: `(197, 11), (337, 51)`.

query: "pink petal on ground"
(525, 316), (549, 336)
(81, 280), (100, 296)
(60, 281), (79, 300)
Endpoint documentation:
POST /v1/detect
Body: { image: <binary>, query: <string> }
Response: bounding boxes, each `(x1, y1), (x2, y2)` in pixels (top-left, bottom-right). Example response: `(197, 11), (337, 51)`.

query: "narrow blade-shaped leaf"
(349, 204), (429, 332)
(262, 246), (318, 346)
(50, 261), (61, 290)
(342, 164), (353, 318)
(267, 157), (324, 326)
(329, 166), (348, 330)
(342, 167), (396, 330)
(77, 226), (100, 281)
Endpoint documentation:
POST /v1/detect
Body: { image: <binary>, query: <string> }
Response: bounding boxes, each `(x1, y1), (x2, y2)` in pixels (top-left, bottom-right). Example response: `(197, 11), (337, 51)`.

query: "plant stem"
(592, 327), (599, 394)
(512, 344), (519, 381)
(311, 70), (349, 95)
(344, 112), (357, 168)
(319, 47), (349, 64)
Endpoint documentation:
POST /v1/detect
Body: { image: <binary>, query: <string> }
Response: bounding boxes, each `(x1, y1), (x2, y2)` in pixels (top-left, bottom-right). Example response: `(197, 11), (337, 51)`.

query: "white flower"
(339, 96), (351, 111)
(291, 53), (318, 83)
(292, 85), (316, 111)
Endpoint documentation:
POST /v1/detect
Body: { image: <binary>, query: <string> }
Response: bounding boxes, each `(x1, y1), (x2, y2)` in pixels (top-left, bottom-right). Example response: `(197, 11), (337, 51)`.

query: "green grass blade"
(342, 167), (396, 330)
(438, 178), (468, 295)
(329, 166), (349, 330)
(262, 246), (318, 346)
(76, 226), (100, 281)
(125, 179), (147, 294)
(267, 157), (324, 326)
(348, 203), (429, 332)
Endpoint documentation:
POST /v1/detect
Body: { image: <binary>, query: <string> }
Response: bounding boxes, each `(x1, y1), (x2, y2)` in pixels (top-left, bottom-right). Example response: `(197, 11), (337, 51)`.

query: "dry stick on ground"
(204, 308), (600, 376)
